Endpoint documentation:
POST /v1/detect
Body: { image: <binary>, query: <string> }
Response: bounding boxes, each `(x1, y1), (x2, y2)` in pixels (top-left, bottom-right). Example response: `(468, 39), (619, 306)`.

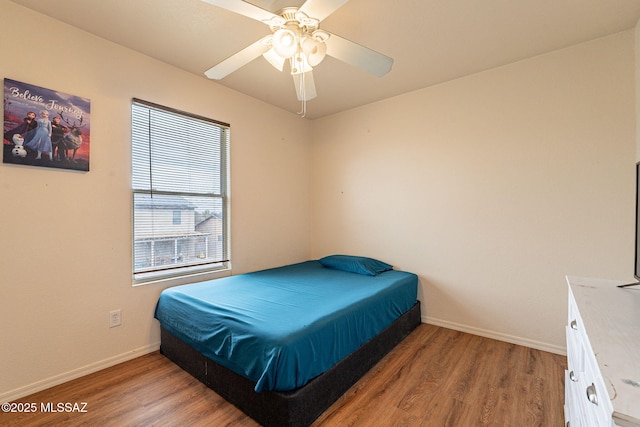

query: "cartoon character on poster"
(11, 134), (26, 158)
(3, 78), (91, 171)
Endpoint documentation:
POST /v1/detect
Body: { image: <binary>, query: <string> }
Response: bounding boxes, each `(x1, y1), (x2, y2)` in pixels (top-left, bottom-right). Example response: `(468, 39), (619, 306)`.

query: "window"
(172, 210), (181, 225)
(131, 99), (229, 283)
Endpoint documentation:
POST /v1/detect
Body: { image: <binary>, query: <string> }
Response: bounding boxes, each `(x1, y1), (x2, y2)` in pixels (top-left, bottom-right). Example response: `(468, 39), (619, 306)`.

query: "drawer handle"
(586, 383), (598, 405)
(569, 370), (577, 382)
(570, 320), (578, 330)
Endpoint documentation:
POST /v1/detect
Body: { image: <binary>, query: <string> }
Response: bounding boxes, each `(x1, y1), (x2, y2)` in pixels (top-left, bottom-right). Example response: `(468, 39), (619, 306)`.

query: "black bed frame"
(160, 301), (421, 427)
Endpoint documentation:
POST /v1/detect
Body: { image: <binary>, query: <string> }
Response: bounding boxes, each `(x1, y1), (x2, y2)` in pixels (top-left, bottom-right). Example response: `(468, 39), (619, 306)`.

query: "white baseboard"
(0, 342), (160, 404)
(423, 315), (566, 356)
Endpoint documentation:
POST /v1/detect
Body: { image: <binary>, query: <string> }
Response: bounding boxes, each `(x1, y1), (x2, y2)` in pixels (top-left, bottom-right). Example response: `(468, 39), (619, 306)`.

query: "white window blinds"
(131, 99), (229, 280)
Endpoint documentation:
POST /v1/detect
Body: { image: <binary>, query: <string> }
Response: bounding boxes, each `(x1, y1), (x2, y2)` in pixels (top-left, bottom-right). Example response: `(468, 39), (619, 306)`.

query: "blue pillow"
(318, 255), (393, 276)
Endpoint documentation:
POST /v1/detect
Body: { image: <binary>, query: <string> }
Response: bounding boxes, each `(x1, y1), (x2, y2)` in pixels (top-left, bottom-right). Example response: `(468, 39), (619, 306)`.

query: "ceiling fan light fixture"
(301, 37), (327, 67)
(272, 28), (297, 58)
(263, 48), (285, 71)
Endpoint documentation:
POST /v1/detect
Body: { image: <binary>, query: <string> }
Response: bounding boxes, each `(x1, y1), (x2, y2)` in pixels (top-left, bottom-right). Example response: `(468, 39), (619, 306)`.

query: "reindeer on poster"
(58, 112), (86, 161)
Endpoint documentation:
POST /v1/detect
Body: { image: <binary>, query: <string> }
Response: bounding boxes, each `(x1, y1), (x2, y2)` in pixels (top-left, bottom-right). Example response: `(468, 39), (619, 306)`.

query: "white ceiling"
(8, 0), (640, 119)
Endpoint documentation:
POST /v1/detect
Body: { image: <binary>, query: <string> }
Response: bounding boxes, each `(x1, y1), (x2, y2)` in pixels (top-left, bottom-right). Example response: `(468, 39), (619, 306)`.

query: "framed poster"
(3, 78), (91, 171)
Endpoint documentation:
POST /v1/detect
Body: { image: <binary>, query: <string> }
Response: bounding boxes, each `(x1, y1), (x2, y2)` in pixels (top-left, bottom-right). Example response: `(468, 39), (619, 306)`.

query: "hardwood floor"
(1, 324), (566, 426)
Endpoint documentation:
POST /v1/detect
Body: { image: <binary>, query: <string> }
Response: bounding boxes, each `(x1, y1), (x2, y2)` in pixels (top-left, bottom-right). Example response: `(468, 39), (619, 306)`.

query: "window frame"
(131, 98), (230, 286)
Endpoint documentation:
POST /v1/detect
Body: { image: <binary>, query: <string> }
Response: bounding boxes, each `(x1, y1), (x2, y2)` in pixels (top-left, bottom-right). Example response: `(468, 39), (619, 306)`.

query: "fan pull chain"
(297, 71), (307, 118)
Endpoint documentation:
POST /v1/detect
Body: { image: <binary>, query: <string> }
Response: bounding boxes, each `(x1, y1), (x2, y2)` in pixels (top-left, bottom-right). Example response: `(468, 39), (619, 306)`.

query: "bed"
(155, 255), (421, 426)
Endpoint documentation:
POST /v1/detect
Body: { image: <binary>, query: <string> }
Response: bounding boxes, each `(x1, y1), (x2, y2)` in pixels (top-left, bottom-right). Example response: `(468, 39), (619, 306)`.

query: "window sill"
(133, 265), (231, 287)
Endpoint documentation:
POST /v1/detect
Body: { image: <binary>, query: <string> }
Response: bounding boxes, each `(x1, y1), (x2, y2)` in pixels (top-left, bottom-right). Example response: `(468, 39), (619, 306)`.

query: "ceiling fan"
(202, 0), (393, 115)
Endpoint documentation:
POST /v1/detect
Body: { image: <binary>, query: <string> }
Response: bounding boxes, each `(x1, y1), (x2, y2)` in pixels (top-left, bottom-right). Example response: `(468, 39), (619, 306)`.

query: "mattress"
(154, 260), (418, 392)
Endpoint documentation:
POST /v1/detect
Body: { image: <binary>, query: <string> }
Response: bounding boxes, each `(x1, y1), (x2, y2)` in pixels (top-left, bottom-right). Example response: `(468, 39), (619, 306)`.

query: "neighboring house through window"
(131, 99), (229, 283)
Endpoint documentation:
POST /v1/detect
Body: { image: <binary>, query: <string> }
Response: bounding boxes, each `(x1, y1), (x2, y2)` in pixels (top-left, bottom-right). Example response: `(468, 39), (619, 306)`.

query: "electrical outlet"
(109, 309), (122, 328)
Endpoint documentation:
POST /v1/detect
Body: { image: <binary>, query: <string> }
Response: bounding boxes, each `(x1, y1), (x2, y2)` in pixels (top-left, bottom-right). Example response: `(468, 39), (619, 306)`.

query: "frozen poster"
(3, 78), (91, 171)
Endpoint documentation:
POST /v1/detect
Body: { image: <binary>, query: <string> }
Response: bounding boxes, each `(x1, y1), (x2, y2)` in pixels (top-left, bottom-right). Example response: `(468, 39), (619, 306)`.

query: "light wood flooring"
(1, 324), (566, 426)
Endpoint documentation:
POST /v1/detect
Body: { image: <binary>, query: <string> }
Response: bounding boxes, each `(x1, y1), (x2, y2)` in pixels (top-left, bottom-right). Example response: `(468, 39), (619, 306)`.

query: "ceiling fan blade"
(205, 36), (271, 79)
(201, 0), (277, 22)
(298, 0), (348, 22)
(293, 71), (317, 101)
(325, 33), (393, 77)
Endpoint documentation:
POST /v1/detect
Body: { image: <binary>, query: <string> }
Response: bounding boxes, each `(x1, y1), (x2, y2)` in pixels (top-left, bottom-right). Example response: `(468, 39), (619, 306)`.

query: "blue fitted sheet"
(154, 260), (418, 392)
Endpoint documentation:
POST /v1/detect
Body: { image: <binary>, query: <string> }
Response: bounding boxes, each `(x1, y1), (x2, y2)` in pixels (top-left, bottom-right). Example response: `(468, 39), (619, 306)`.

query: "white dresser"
(565, 276), (640, 427)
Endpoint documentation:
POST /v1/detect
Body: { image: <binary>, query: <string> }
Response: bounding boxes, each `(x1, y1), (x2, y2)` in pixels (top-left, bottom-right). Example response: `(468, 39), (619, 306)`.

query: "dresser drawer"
(568, 286), (585, 336)
(565, 325), (584, 374)
(582, 350), (614, 426)
(565, 369), (586, 427)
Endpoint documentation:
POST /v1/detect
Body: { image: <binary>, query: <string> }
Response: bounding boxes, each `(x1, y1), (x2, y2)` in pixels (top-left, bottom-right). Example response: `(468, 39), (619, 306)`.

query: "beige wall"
(311, 31), (636, 353)
(0, 0), (312, 401)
